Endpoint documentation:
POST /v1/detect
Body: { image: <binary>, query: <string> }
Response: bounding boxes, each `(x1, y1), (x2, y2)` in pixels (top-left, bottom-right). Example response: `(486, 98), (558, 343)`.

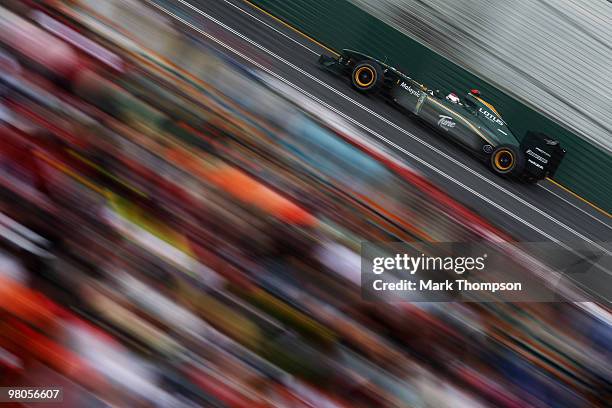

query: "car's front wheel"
(351, 61), (383, 93)
(490, 144), (524, 177)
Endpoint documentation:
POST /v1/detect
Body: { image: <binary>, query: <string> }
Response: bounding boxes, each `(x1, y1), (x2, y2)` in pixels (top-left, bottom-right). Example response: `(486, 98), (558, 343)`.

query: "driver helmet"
(446, 92), (460, 104)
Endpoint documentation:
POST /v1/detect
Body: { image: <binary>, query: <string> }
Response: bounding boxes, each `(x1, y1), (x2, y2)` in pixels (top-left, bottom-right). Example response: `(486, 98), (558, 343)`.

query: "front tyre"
(490, 144), (524, 177)
(351, 61), (383, 93)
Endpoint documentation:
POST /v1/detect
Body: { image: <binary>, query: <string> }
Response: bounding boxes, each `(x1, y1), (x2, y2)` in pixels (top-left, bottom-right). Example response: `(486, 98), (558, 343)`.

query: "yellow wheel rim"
(355, 66), (375, 87)
(494, 150), (514, 171)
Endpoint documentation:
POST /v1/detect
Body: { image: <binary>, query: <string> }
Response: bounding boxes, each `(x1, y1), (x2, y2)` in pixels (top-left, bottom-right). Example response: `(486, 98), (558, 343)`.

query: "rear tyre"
(351, 61), (383, 93)
(490, 144), (524, 177)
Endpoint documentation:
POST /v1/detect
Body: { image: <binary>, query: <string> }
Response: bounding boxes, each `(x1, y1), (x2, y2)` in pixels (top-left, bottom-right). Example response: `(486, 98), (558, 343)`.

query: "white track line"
(145, 0), (612, 284)
(168, 0), (611, 256)
(220, 0), (320, 55)
(539, 184), (612, 231)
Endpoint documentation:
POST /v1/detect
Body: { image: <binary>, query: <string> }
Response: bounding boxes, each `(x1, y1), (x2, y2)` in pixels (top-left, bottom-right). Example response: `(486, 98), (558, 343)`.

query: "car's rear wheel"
(351, 61), (383, 93)
(490, 144), (524, 176)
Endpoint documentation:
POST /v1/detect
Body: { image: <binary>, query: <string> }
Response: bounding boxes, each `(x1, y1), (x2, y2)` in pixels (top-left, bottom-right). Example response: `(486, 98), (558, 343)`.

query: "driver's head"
(446, 93), (460, 104)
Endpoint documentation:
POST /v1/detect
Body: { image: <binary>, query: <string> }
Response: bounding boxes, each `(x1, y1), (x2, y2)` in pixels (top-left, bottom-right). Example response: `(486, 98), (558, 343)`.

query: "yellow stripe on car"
(476, 96), (502, 117)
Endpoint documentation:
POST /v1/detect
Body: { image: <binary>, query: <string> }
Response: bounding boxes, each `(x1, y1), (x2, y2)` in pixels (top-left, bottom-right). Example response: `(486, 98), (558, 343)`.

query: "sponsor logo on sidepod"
(438, 115), (456, 129)
(399, 81), (421, 97)
(478, 107), (505, 126)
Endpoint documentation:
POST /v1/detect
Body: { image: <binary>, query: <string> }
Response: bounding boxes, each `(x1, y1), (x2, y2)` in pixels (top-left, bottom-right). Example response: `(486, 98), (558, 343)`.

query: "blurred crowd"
(0, 0), (609, 407)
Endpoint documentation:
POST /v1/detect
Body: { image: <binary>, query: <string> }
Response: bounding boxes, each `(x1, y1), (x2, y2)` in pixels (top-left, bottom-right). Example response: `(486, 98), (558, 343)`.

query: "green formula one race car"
(319, 50), (565, 183)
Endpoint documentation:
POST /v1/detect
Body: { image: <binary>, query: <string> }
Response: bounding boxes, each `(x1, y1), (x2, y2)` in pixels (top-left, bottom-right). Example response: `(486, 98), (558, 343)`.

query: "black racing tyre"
(490, 144), (524, 176)
(351, 61), (383, 93)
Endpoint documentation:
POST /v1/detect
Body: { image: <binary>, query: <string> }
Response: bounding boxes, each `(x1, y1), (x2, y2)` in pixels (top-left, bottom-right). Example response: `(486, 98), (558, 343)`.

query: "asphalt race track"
(147, 0), (611, 298)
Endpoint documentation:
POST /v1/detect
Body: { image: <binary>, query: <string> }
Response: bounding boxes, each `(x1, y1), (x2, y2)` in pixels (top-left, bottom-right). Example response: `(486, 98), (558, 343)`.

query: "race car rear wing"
(520, 131), (566, 180)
